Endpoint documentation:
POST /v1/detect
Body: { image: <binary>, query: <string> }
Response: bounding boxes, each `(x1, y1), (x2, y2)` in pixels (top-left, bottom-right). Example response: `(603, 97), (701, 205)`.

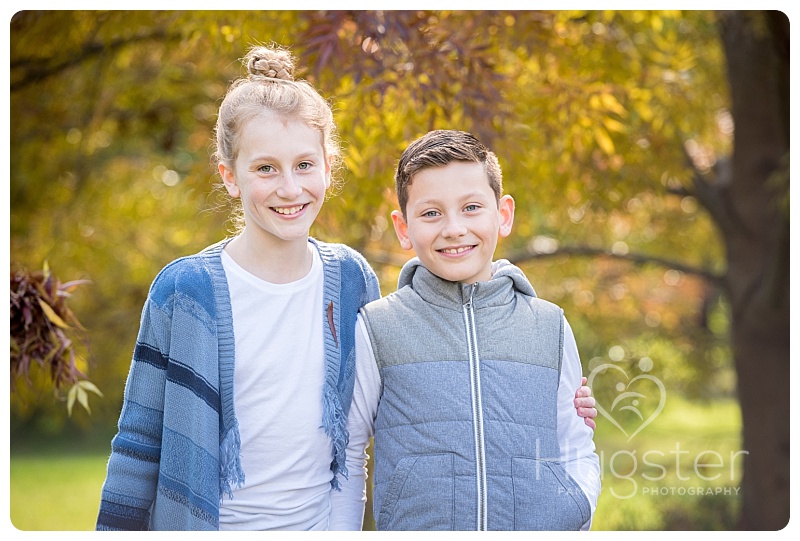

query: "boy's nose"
(441, 218), (467, 238)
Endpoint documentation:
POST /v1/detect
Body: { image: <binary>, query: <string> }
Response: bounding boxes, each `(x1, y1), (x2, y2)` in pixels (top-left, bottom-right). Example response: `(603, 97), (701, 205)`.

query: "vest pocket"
(377, 453), (455, 530)
(511, 457), (591, 530)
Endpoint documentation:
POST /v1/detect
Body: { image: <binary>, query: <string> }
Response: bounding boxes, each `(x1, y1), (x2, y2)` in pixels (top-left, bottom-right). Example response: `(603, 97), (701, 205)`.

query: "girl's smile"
(272, 203), (308, 216)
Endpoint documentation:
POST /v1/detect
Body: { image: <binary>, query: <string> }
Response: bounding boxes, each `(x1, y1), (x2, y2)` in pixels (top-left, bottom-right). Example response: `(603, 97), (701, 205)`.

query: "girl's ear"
(498, 194), (515, 238)
(219, 162), (240, 198)
(391, 210), (414, 250)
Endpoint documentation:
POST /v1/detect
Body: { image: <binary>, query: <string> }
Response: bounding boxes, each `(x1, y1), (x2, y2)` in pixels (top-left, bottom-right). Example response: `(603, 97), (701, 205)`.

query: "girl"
(95, 45), (596, 531)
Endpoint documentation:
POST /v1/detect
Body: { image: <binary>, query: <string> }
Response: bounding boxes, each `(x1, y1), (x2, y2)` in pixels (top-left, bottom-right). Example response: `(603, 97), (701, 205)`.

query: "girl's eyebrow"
(246, 150), (320, 163)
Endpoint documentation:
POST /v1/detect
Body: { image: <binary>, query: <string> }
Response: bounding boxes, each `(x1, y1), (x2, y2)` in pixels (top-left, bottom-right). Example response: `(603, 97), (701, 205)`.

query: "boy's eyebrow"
(411, 192), (493, 206)
(410, 197), (444, 207)
(460, 191), (494, 201)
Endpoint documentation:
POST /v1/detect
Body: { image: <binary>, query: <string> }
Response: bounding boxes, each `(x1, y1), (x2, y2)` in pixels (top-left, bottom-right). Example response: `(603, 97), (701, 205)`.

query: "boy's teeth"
(274, 205), (303, 215)
(442, 246), (470, 254)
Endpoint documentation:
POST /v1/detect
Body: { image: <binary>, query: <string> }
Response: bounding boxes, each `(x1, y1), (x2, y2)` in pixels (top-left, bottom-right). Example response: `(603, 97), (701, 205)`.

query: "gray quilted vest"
(360, 259), (590, 531)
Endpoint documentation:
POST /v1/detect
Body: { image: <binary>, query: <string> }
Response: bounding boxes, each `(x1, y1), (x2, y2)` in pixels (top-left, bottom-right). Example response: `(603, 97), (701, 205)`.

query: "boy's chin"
(426, 263), (492, 284)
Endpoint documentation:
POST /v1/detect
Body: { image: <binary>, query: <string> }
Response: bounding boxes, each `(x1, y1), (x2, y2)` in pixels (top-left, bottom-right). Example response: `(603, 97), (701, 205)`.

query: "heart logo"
(587, 362), (666, 442)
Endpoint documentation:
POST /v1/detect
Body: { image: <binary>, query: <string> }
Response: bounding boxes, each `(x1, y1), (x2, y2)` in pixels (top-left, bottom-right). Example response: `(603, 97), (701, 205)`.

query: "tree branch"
(504, 244), (724, 286)
(11, 30), (180, 92)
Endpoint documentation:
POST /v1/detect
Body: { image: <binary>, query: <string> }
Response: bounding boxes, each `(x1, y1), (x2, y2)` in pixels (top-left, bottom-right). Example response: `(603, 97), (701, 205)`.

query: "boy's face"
(391, 161), (514, 284)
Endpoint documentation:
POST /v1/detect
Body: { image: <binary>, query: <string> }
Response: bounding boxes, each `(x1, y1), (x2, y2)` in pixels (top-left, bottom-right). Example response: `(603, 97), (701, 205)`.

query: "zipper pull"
(464, 283), (477, 309)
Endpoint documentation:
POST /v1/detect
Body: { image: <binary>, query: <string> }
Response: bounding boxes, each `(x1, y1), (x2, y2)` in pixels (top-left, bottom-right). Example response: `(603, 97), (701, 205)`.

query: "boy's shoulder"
(361, 282), (417, 316)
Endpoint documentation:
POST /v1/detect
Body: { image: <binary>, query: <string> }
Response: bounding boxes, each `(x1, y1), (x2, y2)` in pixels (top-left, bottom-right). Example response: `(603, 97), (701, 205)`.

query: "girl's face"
(219, 113), (330, 248)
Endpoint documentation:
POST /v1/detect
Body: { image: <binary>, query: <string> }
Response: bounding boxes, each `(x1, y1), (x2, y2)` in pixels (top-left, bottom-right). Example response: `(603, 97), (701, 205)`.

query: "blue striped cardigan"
(96, 238), (380, 530)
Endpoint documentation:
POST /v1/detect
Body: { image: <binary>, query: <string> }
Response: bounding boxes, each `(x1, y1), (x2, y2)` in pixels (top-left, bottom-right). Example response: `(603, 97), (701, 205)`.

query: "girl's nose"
(277, 173), (303, 199)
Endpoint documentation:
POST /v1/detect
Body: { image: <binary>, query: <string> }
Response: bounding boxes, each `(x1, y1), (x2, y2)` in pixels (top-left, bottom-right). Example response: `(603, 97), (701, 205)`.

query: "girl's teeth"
(274, 205), (303, 215)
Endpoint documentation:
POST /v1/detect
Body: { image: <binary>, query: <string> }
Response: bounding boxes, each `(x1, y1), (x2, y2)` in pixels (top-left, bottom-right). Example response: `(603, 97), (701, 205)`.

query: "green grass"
(590, 396), (743, 530)
(9, 397), (742, 530)
(10, 453), (109, 530)
(9, 428), (113, 531)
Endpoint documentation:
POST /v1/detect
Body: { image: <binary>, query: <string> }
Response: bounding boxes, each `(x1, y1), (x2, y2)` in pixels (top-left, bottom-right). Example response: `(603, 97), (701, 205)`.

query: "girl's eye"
(298, 162), (311, 170)
(258, 164), (274, 173)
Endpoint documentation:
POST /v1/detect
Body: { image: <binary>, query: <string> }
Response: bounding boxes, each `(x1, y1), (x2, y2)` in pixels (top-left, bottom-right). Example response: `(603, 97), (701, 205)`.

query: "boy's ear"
(498, 195), (515, 238)
(391, 210), (414, 250)
(219, 163), (240, 198)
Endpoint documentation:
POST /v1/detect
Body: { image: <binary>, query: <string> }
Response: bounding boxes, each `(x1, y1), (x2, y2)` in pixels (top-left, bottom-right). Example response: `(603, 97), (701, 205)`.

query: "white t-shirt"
(218, 247), (366, 531)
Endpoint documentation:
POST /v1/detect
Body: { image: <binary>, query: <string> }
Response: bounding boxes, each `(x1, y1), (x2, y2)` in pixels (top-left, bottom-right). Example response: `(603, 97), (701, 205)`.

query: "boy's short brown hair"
(394, 130), (503, 217)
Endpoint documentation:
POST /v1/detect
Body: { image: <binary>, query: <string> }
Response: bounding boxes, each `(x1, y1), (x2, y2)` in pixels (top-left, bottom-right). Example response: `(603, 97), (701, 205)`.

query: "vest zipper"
(463, 283), (488, 531)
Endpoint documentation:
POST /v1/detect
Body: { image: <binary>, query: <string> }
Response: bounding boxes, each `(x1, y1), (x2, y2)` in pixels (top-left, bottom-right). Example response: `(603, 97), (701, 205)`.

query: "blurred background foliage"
(8, 10), (789, 530)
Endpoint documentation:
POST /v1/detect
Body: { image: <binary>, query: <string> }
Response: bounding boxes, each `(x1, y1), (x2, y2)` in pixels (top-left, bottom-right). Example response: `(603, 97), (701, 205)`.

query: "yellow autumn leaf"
(77, 385), (90, 413)
(67, 384), (78, 416)
(38, 299), (70, 329)
(635, 102), (655, 122)
(603, 117), (627, 133)
(594, 126), (616, 155)
(66, 380), (103, 416)
(600, 93), (627, 116)
(78, 379), (104, 397)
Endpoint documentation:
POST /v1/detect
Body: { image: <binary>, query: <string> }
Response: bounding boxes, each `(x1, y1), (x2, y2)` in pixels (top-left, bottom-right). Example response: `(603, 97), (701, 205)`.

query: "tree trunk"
(717, 10), (790, 530)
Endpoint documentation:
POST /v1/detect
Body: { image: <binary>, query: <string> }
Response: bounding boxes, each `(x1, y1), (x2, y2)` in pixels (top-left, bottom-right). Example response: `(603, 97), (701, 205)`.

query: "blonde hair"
(213, 45), (342, 190)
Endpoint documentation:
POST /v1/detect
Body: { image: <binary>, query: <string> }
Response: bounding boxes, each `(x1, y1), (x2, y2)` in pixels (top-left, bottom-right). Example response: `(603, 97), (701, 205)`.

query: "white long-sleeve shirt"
(220, 247), (338, 530)
(336, 313), (601, 531)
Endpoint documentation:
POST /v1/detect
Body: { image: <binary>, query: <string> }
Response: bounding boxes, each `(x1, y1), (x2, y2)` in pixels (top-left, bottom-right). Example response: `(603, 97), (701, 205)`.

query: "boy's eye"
(422, 210), (440, 218)
(464, 204), (480, 212)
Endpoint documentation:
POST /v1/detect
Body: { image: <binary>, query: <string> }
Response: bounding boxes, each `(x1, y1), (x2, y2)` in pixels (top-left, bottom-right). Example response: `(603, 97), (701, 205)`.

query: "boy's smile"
(391, 161), (514, 285)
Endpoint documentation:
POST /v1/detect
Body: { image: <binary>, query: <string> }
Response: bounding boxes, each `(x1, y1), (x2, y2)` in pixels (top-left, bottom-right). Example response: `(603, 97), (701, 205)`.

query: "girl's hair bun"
(245, 46), (295, 82)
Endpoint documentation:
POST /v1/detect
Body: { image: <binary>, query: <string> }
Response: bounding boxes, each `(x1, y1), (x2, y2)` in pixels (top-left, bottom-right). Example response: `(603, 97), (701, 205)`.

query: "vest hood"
(397, 257), (538, 300)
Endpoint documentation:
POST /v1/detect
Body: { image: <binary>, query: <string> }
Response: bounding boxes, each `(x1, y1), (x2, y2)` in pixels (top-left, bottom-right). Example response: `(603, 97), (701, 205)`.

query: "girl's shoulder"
(147, 240), (228, 305)
(312, 239), (380, 301)
(312, 239), (373, 272)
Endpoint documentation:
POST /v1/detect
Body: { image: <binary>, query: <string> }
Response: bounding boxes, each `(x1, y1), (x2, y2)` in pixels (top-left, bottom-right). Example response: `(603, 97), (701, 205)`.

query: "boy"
(350, 130), (601, 530)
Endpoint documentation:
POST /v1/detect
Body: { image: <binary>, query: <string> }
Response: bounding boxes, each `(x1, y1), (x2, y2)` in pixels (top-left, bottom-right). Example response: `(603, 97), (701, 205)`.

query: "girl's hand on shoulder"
(574, 376), (598, 430)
